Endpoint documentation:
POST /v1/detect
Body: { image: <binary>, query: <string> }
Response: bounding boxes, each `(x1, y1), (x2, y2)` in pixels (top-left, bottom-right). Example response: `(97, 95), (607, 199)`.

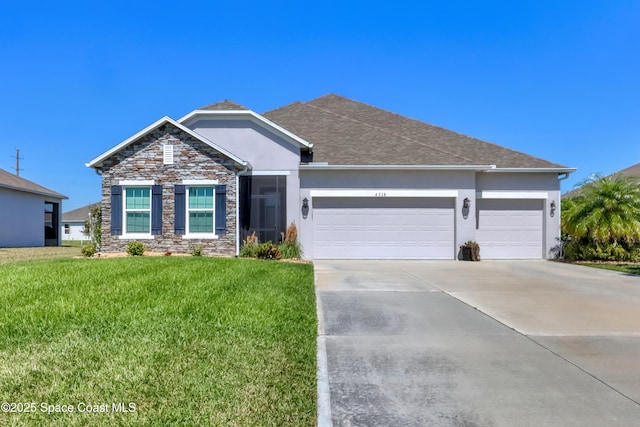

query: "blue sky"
(1, 0), (638, 210)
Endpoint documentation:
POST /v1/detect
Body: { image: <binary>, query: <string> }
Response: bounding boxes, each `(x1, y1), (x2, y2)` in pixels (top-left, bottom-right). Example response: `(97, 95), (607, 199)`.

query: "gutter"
(299, 164), (497, 171)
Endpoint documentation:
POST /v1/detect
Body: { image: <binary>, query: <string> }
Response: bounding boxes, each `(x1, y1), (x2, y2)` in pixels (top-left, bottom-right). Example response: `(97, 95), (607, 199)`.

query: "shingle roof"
(62, 202), (100, 222)
(199, 100), (249, 111)
(0, 168), (67, 199)
(616, 162), (640, 178)
(263, 94), (569, 168)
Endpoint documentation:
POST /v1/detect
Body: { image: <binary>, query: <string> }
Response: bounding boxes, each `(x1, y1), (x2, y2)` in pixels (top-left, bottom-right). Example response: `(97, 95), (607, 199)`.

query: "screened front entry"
(239, 175), (287, 244)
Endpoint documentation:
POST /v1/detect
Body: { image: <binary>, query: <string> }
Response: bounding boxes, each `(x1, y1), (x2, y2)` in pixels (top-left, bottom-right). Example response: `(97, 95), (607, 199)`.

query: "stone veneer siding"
(100, 123), (239, 256)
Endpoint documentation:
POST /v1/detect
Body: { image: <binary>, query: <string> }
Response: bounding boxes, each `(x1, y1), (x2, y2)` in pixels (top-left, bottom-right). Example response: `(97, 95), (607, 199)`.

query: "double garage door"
(312, 197), (544, 259)
(313, 197), (455, 259)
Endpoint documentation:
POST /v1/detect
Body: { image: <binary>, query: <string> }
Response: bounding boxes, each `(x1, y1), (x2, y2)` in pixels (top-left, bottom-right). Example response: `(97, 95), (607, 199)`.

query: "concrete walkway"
(315, 260), (640, 426)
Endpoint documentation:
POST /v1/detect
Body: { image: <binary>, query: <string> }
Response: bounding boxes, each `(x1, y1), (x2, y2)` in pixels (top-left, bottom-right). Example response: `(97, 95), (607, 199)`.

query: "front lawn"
(0, 257), (316, 426)
(0, 246), (81, 265)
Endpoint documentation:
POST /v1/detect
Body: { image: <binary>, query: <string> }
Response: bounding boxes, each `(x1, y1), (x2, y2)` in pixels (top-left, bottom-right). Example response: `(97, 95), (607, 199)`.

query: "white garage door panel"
(477, 199), (543, 259)
(313, 197), (454, 259)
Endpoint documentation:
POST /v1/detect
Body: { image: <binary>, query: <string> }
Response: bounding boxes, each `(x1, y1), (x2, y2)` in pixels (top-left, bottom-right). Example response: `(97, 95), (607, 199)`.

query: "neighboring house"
(61, 202), (100, 241)
(86, 94), (575, 259)
(0, 168), (67, 247)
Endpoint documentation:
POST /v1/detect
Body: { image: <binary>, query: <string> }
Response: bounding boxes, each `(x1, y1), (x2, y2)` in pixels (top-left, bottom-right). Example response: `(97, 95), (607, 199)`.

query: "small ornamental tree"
(83, 204), (102, 251)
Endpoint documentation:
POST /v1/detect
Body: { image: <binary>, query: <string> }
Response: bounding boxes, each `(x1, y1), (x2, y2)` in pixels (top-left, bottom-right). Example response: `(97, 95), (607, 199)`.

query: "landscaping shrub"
(191, 244), (204, 257)
(563, 238), (640, 262)
(256, 241), (281, 260)
(279, 222), (302, 259)
(239, 232), (259, 258)
(80, 243), (97, 257)
(126, 241), (146, 256)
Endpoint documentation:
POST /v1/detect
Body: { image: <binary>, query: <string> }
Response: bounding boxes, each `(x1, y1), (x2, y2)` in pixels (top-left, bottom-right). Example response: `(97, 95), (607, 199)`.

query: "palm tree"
(562, 174), (640, 243)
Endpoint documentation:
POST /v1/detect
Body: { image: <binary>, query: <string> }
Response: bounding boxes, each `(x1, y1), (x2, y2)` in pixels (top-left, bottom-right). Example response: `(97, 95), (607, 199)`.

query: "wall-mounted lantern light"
(463, 197), (471, 209)
(550, 200), (556, 217)
(302, 197), (309, 219)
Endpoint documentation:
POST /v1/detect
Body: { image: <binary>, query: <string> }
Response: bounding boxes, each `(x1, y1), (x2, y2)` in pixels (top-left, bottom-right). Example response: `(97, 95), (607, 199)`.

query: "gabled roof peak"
(198, 100), (249, 111)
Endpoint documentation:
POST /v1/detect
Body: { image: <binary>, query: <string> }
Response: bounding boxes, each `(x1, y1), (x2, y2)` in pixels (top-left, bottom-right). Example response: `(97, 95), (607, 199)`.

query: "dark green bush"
(256, 242), (281, 260)
(126, 241), (146, 256)
(563, 238), (640, 262)
(81, 243), (97, 257)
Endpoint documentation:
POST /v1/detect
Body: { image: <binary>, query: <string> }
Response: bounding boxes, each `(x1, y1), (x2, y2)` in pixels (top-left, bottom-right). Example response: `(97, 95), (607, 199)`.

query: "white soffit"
(477, 191), (549, 199)
(310, 189), (459, 198)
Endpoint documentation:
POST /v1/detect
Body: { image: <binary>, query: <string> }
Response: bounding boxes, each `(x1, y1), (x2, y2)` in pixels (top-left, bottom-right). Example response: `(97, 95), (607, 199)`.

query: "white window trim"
(121, 184), (153, 239)
(183, 183), (218, 239)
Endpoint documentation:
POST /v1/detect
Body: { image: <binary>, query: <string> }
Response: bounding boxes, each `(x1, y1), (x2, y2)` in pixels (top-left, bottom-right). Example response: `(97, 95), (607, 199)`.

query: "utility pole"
(14, 148), (23, 176)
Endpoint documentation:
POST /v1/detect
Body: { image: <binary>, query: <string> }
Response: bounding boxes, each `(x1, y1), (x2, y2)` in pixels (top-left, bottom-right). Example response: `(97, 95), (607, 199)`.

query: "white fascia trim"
(182, 179), (219, 185)
(119, 180), (155, 186)
(251, 170), (291, 176)
(310, 189), (459, 198)
(486, 167), (577, 173)
(300, 164), (496, 171)
(178, 110), (313, 149)
(86, 116), (248, 168)
(477, 191), (549, 200)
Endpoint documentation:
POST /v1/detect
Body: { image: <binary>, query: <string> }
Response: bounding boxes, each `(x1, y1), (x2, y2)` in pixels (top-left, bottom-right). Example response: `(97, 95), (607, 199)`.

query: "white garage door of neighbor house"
(476, 199), (543, 259)
(312, 197), (455, 259)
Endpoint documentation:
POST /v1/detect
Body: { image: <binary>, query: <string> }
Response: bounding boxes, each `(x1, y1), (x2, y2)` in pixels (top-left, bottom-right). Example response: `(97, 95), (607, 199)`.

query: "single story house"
(61, 202), (100, 241)
(87, 94), (575, 259)
(0, 168), (67, 247)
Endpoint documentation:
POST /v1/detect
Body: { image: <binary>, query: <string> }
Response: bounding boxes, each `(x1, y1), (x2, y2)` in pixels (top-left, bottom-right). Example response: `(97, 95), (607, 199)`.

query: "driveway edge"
(316, 281), (333, 427)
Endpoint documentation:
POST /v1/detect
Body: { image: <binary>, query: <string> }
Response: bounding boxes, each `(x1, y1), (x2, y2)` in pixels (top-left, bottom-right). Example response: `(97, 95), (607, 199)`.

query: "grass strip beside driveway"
(0, 257), (316, 426)
(581, 263), (640, 275)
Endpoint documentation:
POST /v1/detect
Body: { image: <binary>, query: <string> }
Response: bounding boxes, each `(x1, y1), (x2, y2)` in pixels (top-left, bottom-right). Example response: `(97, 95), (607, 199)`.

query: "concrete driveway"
(315, 260), (640, 426)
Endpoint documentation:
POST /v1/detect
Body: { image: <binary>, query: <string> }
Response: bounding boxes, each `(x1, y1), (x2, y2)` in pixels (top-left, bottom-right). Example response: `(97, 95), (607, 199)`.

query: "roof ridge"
(302, 102), (477, 165)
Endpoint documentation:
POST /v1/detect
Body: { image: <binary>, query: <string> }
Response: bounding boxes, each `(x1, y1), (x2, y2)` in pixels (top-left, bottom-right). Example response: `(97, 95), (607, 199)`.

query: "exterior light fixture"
(463, 197), (471, 209)
(550, 200), (556, 217)
(302, 198), (309, 209)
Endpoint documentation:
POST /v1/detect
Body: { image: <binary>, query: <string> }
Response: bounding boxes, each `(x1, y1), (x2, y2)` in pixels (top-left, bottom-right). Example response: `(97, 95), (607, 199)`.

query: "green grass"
(0, 257), (316, 426)
(582, 263), (640, 275)
(0, 247), (81, 265)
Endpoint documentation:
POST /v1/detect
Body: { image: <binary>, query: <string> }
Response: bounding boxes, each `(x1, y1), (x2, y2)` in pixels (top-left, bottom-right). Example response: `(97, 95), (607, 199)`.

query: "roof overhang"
(0, 183), (68, 200)
(484, 167), (577, 174)
(300, 164), (497, 171)
(178, 109), (314, 150)
(86, 116), (249, 169)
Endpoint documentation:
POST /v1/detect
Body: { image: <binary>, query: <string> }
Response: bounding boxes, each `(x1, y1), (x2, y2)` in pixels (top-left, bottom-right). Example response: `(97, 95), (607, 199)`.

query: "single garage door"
(476, 199), (543, 259)
(312, 197), (455, 259)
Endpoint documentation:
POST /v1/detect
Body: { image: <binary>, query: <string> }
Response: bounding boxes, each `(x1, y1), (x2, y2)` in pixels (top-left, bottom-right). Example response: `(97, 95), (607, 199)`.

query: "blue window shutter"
(111, 185), (122, 236)
(174, 185), (185, 235)
(151, 185), (163, 235)
(215, 184), (226, 235)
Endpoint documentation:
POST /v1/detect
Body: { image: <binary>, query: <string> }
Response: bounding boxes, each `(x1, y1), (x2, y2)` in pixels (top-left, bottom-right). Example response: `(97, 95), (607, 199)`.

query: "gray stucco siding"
(99, 124), (238, 255)
(185, 119), (301, 171)
(0, 188), (61, 247)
